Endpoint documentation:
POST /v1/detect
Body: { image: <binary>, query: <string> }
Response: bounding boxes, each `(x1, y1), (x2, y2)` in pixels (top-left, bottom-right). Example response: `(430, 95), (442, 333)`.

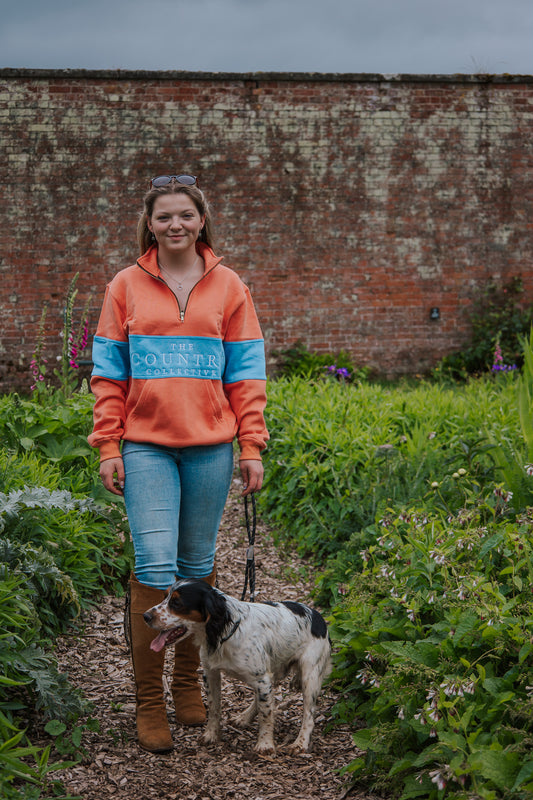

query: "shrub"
(259, 351), (533, 799)
(0, 388), (131, 798)
(260, 376), (521, 558)
(271, 340), (370, 383)
(435, 277), (533, 380)
(328, 499), (533, 798)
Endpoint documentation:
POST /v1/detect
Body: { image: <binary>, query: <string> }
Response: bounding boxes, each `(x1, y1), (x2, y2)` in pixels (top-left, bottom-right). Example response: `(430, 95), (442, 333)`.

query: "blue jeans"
(122, 441), (234, 589)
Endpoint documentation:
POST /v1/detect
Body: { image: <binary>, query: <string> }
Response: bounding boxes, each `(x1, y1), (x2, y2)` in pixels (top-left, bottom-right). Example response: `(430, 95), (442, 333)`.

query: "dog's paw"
(286, 738), (310, 755)
(254, 739), (276, 755)
(201, 728), (220, 746)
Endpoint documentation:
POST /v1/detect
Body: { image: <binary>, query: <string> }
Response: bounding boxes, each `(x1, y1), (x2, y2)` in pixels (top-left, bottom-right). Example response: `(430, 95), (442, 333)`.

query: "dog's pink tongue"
(150, 632), (171, 652)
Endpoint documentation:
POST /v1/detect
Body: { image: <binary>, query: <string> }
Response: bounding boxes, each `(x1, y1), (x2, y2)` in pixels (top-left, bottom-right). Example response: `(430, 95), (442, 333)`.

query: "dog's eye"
(169, 593), (185, 611)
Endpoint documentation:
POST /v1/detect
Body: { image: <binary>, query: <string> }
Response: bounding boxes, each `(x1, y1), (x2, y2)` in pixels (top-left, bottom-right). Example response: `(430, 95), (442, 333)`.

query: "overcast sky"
(1, 0), (532, 76)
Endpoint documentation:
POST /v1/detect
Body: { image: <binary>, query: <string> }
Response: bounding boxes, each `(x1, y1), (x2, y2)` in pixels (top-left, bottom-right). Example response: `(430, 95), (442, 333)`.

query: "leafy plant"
(259, 365), (533, 798)
(260, 376), (518, 558)
(0, 390), (116, 501)
(0, 385), (131, 799)
(327, 500), (533, 798)
(435, 276), (533, 380)
(271, 340), (370, 383)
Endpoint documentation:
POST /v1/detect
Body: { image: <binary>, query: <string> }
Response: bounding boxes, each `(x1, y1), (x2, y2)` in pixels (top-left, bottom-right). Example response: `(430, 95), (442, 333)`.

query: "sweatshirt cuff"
(239, 442), (263, 461)
(98, 440), (122, 461)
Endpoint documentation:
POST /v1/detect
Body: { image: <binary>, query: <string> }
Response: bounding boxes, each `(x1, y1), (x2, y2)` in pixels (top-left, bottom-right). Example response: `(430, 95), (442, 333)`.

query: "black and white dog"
(144, 578), (331, 754)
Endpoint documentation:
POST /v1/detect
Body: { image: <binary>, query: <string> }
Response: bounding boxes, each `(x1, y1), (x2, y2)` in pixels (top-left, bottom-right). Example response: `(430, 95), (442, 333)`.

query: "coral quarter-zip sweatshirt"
(88, 243), (268, 462)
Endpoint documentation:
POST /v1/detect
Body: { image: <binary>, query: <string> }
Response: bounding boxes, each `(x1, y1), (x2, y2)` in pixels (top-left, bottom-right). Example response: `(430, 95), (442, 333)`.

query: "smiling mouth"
(150, 625), (188, 652)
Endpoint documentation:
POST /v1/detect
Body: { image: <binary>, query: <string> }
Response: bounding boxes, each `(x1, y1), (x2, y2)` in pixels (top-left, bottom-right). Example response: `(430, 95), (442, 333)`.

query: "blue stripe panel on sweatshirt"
(92, 336), (131, 380)
(223, 339), (266, 383)
(92, 335), (265, 382)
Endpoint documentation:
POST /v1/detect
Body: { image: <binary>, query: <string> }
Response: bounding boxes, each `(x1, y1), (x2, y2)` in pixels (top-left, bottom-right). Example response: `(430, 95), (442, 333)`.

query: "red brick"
(0, 69), (532, 390)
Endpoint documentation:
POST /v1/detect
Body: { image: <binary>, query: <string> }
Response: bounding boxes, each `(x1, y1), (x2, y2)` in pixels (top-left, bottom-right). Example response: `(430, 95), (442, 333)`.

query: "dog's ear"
(204, 589), (232, 651)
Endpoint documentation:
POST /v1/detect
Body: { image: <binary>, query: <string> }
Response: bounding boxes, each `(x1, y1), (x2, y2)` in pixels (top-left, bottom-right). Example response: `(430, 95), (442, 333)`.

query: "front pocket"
(205, 380), (224, 422)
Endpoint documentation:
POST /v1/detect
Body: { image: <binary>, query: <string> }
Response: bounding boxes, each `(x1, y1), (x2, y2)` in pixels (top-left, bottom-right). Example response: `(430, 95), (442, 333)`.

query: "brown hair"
(137, 182), (214, 255)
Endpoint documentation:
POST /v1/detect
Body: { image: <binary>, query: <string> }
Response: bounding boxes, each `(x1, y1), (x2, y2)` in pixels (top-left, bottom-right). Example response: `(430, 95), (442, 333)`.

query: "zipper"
(177, 260), (216, 321)
(139, 260), (217, 323)
(154, 274), (184, 319)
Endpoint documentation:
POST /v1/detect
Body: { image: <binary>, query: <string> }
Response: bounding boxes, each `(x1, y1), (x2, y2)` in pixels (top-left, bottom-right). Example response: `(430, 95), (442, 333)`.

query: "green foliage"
(0, 386), (131, 799)
(328, 503), (533, 798)
(0, 390), (105, 498)
(0, 456), (132, 605)
(271, 339), (370, 383)
(517, 328), (533, 463)
(260, 376), (520, 559)
(435, 277), (533, 380)
(480, 329), (533, 515)
(260, 352), (533, 799)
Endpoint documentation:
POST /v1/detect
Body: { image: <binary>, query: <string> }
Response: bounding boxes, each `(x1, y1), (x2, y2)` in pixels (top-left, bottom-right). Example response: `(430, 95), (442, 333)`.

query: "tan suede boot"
(171, 566), (217, 726)
(128, 574), (174, 753)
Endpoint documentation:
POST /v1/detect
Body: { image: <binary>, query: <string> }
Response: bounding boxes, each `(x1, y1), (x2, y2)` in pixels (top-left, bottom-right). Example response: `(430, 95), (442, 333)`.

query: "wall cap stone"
(1, 68), (532, 84)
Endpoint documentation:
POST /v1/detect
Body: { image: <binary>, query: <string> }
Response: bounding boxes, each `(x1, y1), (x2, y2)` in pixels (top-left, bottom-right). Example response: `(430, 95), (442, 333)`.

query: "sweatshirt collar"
(137, 242), (223, 278)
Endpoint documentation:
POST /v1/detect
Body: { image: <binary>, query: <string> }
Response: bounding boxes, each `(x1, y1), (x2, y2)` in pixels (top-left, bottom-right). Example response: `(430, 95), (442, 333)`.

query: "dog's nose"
(143, 611), (153, 623)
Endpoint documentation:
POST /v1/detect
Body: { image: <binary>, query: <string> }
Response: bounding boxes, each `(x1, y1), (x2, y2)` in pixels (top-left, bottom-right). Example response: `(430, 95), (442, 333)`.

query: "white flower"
(356, 669), (369, 685)
(440, 680), (455, 696)
(429, 770), (447, 791)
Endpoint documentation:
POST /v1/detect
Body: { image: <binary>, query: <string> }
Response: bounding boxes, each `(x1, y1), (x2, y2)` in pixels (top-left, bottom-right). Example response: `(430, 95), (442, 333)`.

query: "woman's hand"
(100, 456), (125, 496)
(239, 460), (264, 496)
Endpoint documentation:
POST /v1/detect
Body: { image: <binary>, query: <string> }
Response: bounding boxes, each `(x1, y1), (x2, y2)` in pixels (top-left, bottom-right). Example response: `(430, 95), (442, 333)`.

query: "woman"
(88, 174), (268, 753)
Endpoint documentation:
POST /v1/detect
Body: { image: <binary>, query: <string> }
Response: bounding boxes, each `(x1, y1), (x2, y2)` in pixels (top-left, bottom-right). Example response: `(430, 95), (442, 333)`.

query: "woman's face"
(148, 193), (205, 259)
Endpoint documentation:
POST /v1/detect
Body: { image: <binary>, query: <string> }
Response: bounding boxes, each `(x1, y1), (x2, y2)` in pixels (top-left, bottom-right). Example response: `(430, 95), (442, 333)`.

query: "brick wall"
(1, 69), (533, 392)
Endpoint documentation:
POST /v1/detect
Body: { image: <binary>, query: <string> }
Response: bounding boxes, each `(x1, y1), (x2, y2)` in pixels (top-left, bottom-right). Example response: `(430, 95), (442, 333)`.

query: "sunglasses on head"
(150, 174), (198, 188)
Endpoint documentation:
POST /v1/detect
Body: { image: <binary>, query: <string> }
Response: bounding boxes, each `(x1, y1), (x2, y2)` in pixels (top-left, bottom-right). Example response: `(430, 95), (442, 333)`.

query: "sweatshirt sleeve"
(87, 283), (130, 460)
(222, 284), (269, 460)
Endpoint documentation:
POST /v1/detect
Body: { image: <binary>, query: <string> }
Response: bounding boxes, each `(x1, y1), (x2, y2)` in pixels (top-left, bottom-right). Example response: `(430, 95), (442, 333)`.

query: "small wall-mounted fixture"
(429, 307), (440, 321)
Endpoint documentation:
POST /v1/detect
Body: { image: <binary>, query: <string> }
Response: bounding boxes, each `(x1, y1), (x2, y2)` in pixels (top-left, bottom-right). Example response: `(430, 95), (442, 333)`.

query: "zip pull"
(180, 310), (185, 322)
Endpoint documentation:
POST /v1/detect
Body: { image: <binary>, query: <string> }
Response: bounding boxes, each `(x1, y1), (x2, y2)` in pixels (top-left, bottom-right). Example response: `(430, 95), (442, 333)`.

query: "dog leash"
(241, 493), (256, 602)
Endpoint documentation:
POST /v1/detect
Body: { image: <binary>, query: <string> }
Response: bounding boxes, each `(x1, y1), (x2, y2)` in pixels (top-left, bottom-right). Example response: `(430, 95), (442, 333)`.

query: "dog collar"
(220, 618), (241, 643)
